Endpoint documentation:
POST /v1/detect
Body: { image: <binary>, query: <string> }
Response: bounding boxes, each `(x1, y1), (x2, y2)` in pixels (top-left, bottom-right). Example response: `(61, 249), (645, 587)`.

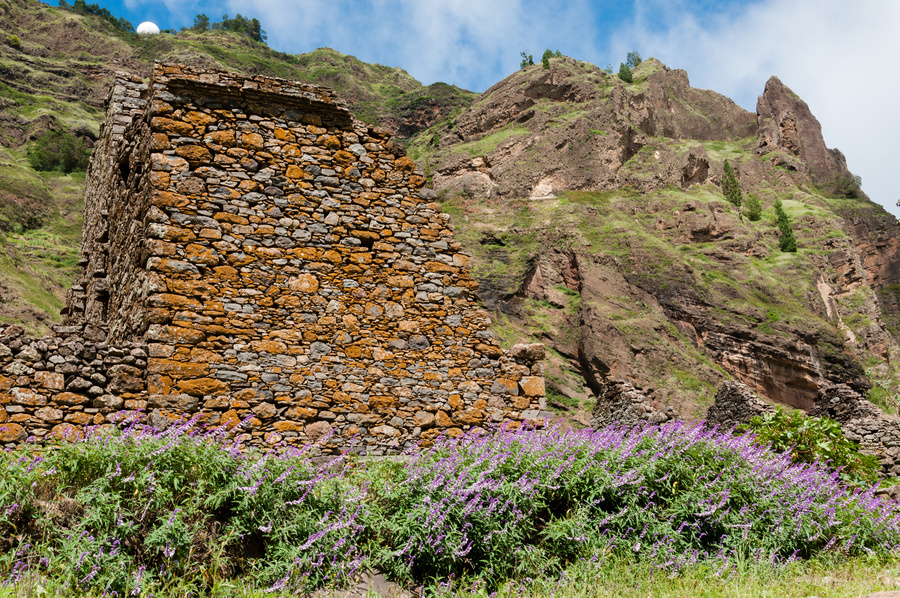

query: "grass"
(450, 124), (530, 157)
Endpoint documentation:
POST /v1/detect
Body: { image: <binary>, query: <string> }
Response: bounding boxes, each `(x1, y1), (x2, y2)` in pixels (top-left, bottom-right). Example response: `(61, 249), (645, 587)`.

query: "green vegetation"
(4, 35), (21, 49)
(745, 192), (762, 221)
(187, 13), (267, 43)
(452, 124), (529, 157)
(742, 408), (880, 487)
(617, 62), (633, 83)
(774, 199), (798, 252)
(721, 160), (742, 208)
(62, 0), (134, 33)
(626, 50), (642, 69)
(820, 172), (864, 200)
(3, 422), (898, 596)
(26, 130), (91, 173)
(519, 50), (534, 69)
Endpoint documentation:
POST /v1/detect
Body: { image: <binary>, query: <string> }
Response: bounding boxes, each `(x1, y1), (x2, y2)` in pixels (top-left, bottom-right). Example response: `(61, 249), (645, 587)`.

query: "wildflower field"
(1, 417), (899, 597)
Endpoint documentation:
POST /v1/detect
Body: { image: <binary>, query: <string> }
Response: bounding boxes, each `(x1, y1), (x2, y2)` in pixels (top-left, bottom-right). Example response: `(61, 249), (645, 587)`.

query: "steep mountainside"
(1, 0), (898, 422)
(409, 57), (900, 421)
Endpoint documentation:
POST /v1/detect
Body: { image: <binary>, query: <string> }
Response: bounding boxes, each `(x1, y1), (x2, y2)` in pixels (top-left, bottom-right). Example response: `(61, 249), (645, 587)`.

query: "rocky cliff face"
(411, 57), (900, 420)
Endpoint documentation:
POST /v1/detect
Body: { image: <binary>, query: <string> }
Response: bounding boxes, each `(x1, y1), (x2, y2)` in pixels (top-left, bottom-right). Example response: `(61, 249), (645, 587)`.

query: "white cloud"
(224, 0), (599, 90)
(607, 0), (900, 217)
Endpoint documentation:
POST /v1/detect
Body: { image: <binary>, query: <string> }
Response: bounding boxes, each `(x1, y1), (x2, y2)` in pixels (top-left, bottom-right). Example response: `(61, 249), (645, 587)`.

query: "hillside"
(0, 0), (898, 421)
(0, 0), (473, 331)
(410, 56), (900, 420)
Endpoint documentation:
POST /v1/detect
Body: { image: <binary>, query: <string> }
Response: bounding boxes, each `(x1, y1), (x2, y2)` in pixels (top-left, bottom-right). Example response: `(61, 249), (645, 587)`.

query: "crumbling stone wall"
(2, 64), (548, 454)
(811, 384), (900, 476)
(0, 324), (148, 446)
(705, 380), (776, 430)
(590, 380), (676, 429)
(706, 380), (900, 476)
(65, 72), (149, 335)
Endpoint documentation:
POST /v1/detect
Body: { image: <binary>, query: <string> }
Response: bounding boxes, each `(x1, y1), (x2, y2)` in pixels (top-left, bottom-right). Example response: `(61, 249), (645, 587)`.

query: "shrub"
(822, 172), (864, 199)
(617, 62), (632, 83)
(362, 423), (899, 589)
(722, 160), (742, 207)
(3, 422), (898, 594)
(26, 129), (91, 173)
(5, 35), (21, 49)
(742, 407), (880, 487)
(0, 417), (364, 595)
(745, 192), (762, 221)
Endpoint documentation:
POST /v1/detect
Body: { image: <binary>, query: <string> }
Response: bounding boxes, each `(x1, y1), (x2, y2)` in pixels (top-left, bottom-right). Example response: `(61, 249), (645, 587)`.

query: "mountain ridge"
(0, 0), (898, 421)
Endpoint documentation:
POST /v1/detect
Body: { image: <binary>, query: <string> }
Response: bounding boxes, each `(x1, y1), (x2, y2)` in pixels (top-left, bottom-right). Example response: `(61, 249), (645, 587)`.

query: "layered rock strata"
(3, 64), (548, 453)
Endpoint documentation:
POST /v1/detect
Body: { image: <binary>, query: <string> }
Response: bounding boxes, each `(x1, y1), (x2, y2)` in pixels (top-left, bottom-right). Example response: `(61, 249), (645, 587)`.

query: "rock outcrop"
(418, 55), (900, 424)
(756, 76), (853, 183)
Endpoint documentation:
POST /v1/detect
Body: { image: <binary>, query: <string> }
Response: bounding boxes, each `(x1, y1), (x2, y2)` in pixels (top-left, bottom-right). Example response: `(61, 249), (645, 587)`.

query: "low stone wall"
(705, 380), (776, 430)
(0, 323), (547, 453)
(706, 380), (900, 476)
(811, 384), (900, 477)
(0, 324), (148, 446)
(590, 380), (676, 429)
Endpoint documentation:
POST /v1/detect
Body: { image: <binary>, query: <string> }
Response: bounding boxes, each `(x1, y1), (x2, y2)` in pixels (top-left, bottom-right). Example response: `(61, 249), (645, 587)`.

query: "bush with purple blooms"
(1, 418), (898, 595)
(360, 422), (900, 589)
(0, 415), (364, 595)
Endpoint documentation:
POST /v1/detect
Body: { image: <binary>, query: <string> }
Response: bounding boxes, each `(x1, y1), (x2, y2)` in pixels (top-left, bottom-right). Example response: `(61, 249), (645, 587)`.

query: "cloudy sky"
(99, 0), (899, 218)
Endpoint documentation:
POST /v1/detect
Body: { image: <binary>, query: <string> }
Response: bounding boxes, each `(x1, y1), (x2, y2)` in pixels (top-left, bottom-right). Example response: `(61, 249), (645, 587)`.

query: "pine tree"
(722, 160), (742, 208)
(774, 199), (797, 252)
(618, 62), (632, 83)
(541, 49), (552, 69)
(745, 193), (762, 221)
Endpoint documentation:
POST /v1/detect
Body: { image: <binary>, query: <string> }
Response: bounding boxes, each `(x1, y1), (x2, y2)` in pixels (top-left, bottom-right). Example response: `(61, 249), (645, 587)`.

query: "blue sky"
(88, 0), (899, 218)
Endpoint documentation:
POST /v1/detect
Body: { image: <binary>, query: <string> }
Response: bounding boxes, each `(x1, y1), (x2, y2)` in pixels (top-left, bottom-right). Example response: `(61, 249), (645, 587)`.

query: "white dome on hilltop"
(136, 22), (160, 35)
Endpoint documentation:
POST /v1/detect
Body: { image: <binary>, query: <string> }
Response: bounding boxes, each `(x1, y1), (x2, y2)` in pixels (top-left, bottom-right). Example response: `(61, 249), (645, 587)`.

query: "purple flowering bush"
(0, 415), (364, 595)
(1, 417), (898, 595)
(361, 422), (900, 588)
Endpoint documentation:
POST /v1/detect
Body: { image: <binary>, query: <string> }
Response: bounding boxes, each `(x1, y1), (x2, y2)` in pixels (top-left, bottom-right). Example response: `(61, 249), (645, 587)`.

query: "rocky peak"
(609, 59), (756, 141)
(755, 76), (852, 183)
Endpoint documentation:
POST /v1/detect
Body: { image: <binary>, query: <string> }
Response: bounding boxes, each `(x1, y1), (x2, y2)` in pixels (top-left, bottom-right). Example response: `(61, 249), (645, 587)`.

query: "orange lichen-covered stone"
(175, 145), (212, 164)
(178, 378), (229, 396)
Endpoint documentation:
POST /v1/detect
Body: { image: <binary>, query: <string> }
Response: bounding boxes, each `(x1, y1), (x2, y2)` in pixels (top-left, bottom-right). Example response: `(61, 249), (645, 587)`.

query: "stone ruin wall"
(588, 378), (900, 477)
(0, 64), (549, 453)
(707, 380), (900, 477)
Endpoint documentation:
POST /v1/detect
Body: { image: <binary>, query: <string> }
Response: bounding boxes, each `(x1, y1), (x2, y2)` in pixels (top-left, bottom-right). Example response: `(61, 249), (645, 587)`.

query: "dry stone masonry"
(589, 380), (676, 429)
(1, 64), (548, 453)
(707, 380), (900, 476)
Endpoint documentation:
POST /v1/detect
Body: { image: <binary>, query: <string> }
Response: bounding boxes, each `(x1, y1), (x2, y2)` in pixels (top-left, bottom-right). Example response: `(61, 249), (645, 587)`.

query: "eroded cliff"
(410, 56), (900, 421)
